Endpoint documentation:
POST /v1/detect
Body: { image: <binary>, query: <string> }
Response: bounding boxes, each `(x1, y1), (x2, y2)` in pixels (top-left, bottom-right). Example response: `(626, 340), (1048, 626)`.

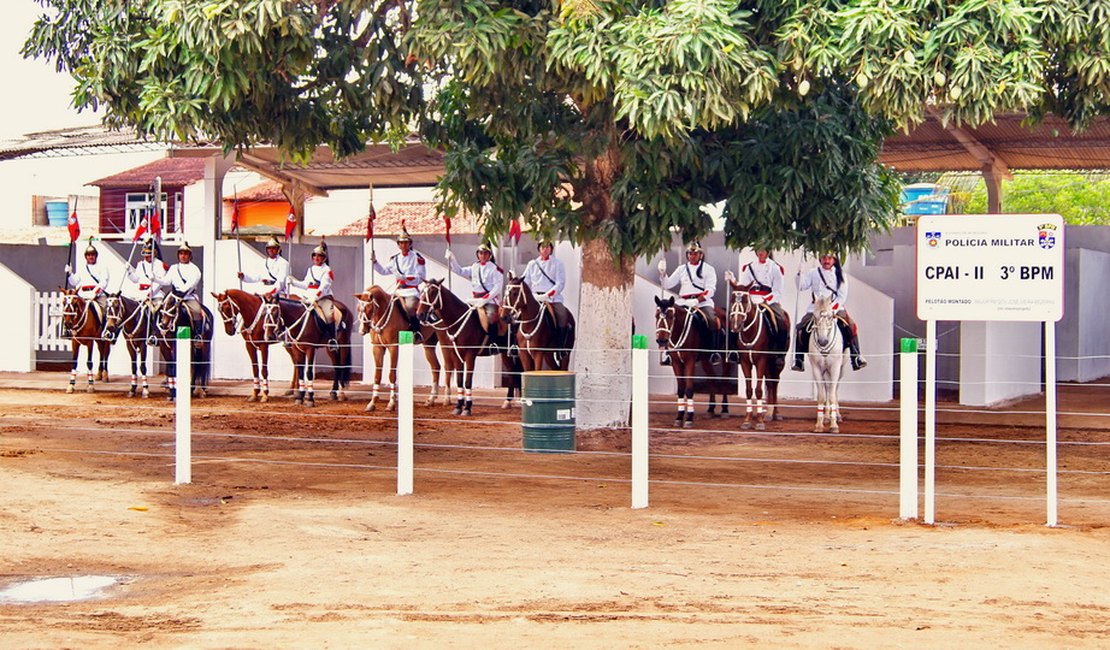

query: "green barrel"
(521, 371), (576, 453)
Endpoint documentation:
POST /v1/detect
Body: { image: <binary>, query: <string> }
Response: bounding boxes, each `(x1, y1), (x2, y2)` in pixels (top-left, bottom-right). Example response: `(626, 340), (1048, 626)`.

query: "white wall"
(959, 321), (1044, 406)
(1059, 248), (1110, 382)
(0, 262), (34, 371)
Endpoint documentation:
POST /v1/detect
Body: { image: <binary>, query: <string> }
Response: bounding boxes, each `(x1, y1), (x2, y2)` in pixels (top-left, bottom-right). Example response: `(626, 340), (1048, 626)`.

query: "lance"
(233, 184), (243, 290)
(368, 184), (376, 287)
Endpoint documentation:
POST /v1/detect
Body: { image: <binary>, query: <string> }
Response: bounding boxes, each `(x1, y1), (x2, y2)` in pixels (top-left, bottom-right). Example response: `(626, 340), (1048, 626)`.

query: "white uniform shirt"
(159, 261), (203, 300)
(661, 261), (717, 309)
(739, 258), (785, 304)
(523, 256), (567, 303)
(126, 257), (167, 300)
(449, 258), (504, 306)
(68, 261), (111, 300)
(291, 263), (334, 302)
(799, 266), (849, 313)
(373, 250), (426, 298)
(241, 255), (292, 297)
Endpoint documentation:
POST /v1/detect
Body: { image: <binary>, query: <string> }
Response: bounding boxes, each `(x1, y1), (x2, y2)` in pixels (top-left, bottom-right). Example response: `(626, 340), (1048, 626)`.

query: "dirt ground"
(1, 375), (1108, 648)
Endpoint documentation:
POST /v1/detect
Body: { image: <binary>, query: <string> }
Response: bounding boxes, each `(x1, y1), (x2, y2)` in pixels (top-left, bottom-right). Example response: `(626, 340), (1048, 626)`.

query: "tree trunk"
(574, 238), (635, 428)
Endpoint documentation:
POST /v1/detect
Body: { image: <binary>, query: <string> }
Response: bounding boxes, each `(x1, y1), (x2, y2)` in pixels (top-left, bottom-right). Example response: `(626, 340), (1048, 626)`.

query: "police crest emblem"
(1037, 223), (1058, 250)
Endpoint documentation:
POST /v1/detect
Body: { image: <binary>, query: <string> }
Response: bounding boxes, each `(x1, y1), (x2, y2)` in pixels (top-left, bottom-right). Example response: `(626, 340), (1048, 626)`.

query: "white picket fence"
(34, 291), (68, 352)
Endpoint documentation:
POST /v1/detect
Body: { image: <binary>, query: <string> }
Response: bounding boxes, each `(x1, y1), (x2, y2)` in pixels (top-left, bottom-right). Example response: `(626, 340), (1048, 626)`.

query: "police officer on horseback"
(726, 248), (790, 354)
(522, 240), (573, 357)
(155, 241), (205, 332)
(658, 241), (725, 365)
(371, 225), (426, 342)
(793, 253), (867, 372)
(446, 241), (506, 351)
(290, 241), (343, 351)
(238, 235), (291, 299)
(65, 239), (111, 321)
(126, 237), (166, 302)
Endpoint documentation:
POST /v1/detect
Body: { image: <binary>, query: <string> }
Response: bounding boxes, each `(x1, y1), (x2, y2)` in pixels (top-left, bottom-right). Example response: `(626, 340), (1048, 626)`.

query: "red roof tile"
(223, 180), (288, 203)
(88, 157), (208, 188)
(333, 202), (486, 237)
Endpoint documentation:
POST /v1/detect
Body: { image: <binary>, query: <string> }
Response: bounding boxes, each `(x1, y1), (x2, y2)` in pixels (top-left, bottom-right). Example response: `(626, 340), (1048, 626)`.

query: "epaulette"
(416, 254), (425, 265)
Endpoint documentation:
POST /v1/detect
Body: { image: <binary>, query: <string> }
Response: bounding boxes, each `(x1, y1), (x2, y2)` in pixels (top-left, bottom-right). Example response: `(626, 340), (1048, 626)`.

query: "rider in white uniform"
(522, 240), (572, 352)
(238, 235), (291, 299)
(726, 248), (790, 354)
(126, 237), (166, 303)
(66, 240), (111, 320)
(290, 241), (343, 351)
(658, 241), (724, 365)
(446, 241), (505, 350)
(371, 225), (426, 341)
(156, 241), (205, 330)
(793, 253), (867, 371)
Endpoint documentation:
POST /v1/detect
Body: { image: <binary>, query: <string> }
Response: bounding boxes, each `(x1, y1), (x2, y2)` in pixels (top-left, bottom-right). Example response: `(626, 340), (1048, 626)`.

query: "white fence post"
(175, 326), (192, 485)
(924, 319), (937, 524)
(899, 338), (919, 520)
(1045, 321), (1058, 526)
(397, 330), (414, 496)
(631, 334), (649, 509)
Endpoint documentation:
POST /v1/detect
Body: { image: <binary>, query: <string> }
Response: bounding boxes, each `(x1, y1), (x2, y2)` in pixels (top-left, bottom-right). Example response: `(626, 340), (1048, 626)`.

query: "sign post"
(915, 214), (1064, 525)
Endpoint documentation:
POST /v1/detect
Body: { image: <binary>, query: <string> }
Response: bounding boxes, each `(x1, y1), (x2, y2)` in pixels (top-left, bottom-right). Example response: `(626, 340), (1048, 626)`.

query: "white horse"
(808, 295), (846, 432)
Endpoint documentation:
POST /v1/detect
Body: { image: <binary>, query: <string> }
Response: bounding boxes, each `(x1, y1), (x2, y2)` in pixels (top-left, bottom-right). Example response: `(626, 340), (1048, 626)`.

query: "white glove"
(64, 264), (72, 274)
(656, 259), (666, 275)
(724, 270), (734, 283)
(370, 251), (377, 264)
(445, 249), (454, 261)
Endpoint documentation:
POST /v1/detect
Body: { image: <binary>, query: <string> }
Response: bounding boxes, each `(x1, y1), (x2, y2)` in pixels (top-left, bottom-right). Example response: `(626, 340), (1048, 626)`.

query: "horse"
(267, 296), (353, 406)
(726, 285), (791, 430)
(654, 295), (736, 428)
(807, 295), (846, 433)
(103, 293), (160, 398)
(213, 289), (297, 403)
(415, 279), (523, 416)
(155, 292), (214, 400)
(59, 290), (112, 393)
(500, 276), (576, 372)
(354, 285), (447, 411)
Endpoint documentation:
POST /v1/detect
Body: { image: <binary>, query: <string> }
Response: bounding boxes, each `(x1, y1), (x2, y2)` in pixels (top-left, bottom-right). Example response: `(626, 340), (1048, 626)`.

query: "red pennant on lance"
(150, 207), (162, 240)
(508, 218), (522, 244)
(443, 214), (451, 246)
(284, 210), (297, 241)
(230, 201), (240, 233)
(133, 215), (148, 242)
(365, 202), (376, 242)
(67, 210), (80, 243)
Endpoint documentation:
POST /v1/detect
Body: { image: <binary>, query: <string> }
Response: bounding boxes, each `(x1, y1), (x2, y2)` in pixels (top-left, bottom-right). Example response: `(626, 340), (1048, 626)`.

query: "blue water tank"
(901, 184), (949, 215)
(45, 201), (69, 227)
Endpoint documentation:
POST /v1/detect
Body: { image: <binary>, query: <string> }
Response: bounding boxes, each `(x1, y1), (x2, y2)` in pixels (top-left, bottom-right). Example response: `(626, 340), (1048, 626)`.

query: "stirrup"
(853, 356), (868, 371)
(660, 352), (672, 366)
(726, 351), (740, 364)
(327, 339), (339, 352)
(508, 344), (520, 359)
(709, 352), (723, 366)
(791, 358), (804, 372)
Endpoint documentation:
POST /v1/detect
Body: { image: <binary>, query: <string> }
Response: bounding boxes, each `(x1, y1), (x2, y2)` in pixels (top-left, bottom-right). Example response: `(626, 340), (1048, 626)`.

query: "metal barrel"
(521, 371), (576, 453)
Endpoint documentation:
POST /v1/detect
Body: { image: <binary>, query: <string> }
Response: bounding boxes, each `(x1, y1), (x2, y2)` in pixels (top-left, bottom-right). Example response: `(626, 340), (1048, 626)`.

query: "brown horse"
(415, 279), (522, 416)
(500, 276), (576, 372)
(726, 284), (791, 430)
(155, 292), (214, 401)
(267, 296), (353, 407)
(60, 290), (112, 393)
(654, 295), (736, 428)
(103, 293), (159, 398)
(213, 289), (297, 403)
(354, 285), (446, 411)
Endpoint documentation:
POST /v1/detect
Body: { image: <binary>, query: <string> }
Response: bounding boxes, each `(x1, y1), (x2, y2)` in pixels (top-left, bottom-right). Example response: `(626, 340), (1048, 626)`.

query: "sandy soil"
(1, 379), (1108, 648)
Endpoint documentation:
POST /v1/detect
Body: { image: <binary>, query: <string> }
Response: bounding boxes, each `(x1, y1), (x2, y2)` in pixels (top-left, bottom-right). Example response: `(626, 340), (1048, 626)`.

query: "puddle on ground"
(0, 576), (124, 603)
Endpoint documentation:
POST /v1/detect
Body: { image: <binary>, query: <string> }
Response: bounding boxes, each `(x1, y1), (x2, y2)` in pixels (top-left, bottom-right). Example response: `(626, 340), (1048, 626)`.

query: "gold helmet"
(84, 240), (98, 256)
(396, 223), (412, 244)
(475, 241), (494, 255)
(265, 235), (281, 249)
(178, 241), (192, 255)
(311, 241), (328, 257)
(140, 238), (154, 255)
(685, 241), (704, 255)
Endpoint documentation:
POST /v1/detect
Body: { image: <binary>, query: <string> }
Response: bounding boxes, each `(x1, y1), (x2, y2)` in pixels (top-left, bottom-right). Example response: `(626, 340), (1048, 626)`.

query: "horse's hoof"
(453, 407), (463, 416)
(294, 398), (303, 406)
(673, 419), (683, 428)
(127, 389), (136, 398)
(501, 400), (511, 409)
(813, 425), (823, 433)
(259, 394), (269, 403)
(829, 425), (840, 433)
(755, 422), (766, 431)
(141, 390), (150, 399)
(338, 393), (348, 402)
(423, 398), (436, 407)
(740, 421), (752, 430)
(86, 385), (95, 393)
(65, 385), (74, 394)
(462, 408), (472, 416)
(306, 400), (316, 408)
(712, 412), (722, 419)
(247, 394), (258, 403)
(283, 389), (295, 397)
(683, 420), (693, 429)
(773, 413), (784, 421)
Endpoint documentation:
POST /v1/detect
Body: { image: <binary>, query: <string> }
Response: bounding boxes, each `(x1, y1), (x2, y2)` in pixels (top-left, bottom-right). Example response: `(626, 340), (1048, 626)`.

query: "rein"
(729, 292), (765, 348)
(656, 305), (695, 355)
(503, 282), (545, 340)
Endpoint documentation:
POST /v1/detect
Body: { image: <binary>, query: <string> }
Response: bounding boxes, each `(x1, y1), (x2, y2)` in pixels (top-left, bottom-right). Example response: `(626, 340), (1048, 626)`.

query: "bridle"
(502, 281), (544, 339)
(62, 293), (92, 333)
(810, 303), (840, 356)
(655, 304), (694, 351)
(729, 290), (765, 347)
(418, 282), (477, 343)
(357, 292), (398, 336)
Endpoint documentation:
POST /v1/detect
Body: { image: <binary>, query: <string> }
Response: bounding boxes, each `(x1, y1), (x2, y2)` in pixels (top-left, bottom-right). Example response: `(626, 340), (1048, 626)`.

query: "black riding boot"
(709, 330), (723, 365)
(792, 326), (808, 372)
(408, 315), (424, 343)
(849, 334), (867, 371)
(326, 322), (339, 352)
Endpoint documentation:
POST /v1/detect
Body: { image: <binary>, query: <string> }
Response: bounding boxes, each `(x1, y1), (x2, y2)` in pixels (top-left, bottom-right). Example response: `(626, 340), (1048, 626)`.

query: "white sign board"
(916, 214), (1064, 322)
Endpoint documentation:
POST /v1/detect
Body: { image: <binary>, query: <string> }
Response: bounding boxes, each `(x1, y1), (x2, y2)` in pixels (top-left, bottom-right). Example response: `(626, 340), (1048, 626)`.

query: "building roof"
(223, 180), (288, 203)
(87, 157), (208, 188)
(332, 202), (485, 238)
(0, 125), (168, 161)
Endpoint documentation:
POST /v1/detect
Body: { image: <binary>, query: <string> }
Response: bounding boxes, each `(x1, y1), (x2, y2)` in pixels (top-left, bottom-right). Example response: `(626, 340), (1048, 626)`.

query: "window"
(123, 192), (174, 238)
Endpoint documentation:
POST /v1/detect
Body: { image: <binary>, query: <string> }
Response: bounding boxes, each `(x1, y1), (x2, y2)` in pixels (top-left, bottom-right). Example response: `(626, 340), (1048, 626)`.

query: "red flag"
(230, 201), (240, 233)
(67, 209), (81, 243)
(150, 207), (162, 240)
(508, 217), (522, 244)
(132, 215), (148, 242)
(365, 202), (376, 242)
(443, 214), (451, 246)
(284, 210), (297, 241)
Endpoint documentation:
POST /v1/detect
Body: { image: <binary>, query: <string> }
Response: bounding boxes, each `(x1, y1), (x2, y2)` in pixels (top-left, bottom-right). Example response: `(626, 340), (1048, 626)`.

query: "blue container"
(45, 201), (69, 227)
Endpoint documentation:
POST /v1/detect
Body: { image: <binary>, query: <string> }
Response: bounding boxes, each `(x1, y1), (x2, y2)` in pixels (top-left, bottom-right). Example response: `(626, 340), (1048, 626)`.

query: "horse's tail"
(335, 342), (352, 388)
(193, 338), (212, 388)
